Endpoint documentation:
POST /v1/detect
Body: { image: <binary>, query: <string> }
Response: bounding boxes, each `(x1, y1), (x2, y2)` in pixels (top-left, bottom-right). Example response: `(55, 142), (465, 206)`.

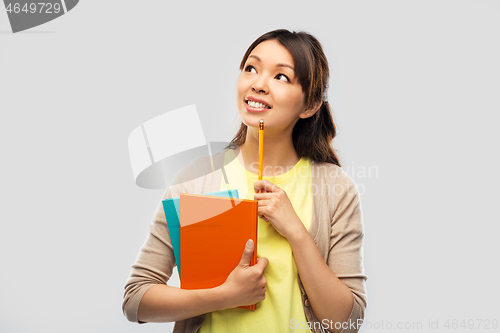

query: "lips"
(244, 100), (270, 113)
(245, 96), (271, 109)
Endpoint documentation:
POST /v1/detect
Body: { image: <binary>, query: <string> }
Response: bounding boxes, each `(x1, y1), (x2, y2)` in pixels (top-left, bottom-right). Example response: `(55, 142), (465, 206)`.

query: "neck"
(237, 126), (300, 177)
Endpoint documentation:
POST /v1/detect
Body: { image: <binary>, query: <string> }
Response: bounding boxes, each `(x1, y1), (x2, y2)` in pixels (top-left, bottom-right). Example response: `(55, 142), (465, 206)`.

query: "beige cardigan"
(122, 146), (368, 333)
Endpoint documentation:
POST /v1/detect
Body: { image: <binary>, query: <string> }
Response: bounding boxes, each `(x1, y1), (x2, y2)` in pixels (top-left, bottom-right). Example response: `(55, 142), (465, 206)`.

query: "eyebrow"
(248, 55), (294, 71)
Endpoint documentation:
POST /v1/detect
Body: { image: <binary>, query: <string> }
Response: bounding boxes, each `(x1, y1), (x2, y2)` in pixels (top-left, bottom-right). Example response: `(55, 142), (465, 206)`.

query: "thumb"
(238, 239), (254, 267)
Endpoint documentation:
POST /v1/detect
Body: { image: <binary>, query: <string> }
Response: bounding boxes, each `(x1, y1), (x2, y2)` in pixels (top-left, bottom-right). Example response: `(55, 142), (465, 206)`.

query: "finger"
(257, 207), (269, 222)
(261, 277), (267, 286)
(257, 205), (271, 217)
(256, 256), (269, 269)
(238, 239), (254, 267)
(254, 179), (281, 193)
(253, 192), (273, 200)
(257, 199), (272, 207)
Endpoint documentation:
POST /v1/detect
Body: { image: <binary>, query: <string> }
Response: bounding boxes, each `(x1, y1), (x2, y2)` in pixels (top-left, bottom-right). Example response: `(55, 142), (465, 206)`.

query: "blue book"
(162, 189), (239, 277)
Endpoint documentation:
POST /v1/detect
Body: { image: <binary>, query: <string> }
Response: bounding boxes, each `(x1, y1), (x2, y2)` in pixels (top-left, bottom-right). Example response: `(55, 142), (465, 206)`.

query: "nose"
(252, 85), (267, 93)
(252, 76), (268, 94)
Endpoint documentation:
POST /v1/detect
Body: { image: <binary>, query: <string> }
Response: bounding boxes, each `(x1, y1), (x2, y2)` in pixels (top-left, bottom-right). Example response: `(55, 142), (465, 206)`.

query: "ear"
(299, 100), (322, 119)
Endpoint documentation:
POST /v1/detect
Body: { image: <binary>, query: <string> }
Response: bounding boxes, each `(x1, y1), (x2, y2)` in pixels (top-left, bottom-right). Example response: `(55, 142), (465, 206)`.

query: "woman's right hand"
(220, 239), (268, 308)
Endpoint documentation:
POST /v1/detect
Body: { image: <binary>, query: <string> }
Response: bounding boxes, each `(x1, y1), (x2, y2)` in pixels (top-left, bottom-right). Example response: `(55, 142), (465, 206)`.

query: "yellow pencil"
(258, 120), (264, 181)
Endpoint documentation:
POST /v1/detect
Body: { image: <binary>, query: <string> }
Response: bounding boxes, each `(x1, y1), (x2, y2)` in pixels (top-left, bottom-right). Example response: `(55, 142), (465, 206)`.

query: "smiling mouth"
(246, 100), (271, 109)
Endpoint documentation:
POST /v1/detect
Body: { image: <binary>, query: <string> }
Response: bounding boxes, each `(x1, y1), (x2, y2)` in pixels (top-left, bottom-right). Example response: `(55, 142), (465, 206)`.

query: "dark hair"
(228, 29), (341, 166)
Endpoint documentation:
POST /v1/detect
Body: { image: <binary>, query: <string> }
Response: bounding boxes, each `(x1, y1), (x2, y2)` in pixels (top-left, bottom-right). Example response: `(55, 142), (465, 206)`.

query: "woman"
(123, 29), (367, 333)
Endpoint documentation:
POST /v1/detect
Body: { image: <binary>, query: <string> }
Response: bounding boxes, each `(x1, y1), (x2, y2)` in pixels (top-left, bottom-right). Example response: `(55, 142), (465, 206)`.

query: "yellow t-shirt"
(198, 149), (313, 333)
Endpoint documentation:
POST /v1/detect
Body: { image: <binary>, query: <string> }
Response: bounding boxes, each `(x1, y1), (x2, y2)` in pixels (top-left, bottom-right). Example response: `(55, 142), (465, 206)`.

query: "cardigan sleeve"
(327, 168), (368, 333)
(122, 186), (177, 323)
(122, 156), (217, 324)
(121, 154), (217, 324)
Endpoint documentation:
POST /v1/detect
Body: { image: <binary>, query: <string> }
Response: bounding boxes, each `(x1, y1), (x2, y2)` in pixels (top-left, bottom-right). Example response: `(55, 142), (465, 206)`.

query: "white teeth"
(247, 100), (269, 109)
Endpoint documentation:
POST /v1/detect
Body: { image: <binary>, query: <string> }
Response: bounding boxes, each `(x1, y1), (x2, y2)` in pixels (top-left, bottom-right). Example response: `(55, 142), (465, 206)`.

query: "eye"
(245, 65), (257, 74)
(276, 73), (290, 82)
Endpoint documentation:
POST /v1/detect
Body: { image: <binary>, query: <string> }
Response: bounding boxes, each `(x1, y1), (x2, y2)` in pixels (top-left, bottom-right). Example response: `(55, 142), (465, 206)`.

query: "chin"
(237, 109), (259, 129)
(240, 116), (263, 129)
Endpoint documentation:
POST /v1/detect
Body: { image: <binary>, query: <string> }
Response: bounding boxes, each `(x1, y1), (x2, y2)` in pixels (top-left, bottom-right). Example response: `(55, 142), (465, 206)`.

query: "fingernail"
(246, 239), (253, 249)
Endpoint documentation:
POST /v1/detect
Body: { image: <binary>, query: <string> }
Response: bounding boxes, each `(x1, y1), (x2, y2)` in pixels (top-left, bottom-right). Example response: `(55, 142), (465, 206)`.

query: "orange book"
(180, 193), (258, 310)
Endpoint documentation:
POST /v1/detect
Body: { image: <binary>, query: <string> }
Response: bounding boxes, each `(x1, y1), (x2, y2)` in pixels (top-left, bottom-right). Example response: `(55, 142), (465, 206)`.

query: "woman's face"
(236, 40), (312, 132)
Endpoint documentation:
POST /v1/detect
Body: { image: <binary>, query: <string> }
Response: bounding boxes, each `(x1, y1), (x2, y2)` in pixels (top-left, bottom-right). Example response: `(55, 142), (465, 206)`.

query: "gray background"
(1, 1), (499, 332)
